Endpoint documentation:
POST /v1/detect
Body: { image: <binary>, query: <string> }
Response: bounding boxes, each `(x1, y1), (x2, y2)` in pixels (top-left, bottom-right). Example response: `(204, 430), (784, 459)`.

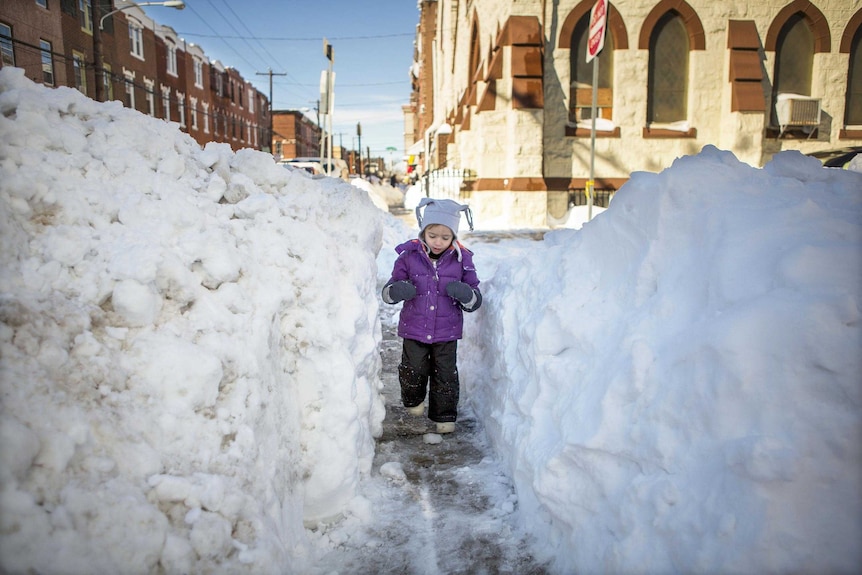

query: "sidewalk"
(313, 291), (550, 574)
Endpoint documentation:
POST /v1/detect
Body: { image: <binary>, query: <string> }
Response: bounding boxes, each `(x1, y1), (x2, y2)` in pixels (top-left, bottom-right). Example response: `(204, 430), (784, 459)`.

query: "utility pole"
(356, 122), (362, 176)
(256, 68), (286, 155)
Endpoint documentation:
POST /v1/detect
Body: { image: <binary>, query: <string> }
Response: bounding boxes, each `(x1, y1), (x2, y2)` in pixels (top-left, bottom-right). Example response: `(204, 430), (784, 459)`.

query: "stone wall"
(419, 0), (862, 228)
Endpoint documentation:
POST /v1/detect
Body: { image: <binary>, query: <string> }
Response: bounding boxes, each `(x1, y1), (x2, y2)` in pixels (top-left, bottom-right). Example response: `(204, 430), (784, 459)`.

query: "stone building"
(406, 0), (862, 228)
(0, 0), (269, 152)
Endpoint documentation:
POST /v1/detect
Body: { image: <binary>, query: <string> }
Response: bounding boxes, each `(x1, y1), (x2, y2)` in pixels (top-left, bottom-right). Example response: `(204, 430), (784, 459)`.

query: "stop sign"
(586, 0), (608, 63)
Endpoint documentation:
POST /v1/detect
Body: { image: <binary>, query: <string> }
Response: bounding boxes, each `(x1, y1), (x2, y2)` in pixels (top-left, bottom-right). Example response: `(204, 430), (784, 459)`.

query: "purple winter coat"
(388, 239), (481, 343)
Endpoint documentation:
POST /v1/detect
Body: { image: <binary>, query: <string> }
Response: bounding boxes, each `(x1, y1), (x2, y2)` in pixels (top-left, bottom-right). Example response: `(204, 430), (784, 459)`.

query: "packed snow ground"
(1, 67), (861, 574)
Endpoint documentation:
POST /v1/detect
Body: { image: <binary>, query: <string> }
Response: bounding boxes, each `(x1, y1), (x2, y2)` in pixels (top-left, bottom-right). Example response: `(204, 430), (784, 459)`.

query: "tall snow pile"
(0, 68), (385, 574)
(461, 146), (862, 573)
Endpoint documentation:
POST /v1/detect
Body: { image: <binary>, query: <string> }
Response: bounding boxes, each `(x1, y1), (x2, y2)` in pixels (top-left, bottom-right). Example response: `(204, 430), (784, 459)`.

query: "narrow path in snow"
(313, 281), (549, 574)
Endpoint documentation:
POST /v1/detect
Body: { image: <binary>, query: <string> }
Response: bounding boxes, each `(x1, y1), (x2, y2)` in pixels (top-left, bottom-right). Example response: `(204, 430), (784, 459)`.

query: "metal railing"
(420, 168), (475, 200)
(569, 188), (614, 208)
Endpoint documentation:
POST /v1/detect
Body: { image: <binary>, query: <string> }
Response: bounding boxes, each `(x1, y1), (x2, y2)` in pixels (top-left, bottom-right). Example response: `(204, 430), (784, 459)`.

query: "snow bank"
(350, 177), (405, 210)
(462, 146), (862, 573)
(0, 68), (385, 573)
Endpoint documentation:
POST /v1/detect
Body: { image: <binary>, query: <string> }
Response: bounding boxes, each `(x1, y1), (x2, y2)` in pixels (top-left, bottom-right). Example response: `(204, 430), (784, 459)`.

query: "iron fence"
(420, 168), (474, 200)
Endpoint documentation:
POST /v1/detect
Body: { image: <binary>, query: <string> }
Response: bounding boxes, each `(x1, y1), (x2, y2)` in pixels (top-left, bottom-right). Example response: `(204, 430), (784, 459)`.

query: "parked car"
(278, 159), (323, 176)
(806, 146), (861, 169)
(282, 157), (349, 180)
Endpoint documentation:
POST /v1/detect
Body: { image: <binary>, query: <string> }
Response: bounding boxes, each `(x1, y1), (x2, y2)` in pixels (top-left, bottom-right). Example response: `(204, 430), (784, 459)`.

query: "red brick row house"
(1, 0), (269, 152)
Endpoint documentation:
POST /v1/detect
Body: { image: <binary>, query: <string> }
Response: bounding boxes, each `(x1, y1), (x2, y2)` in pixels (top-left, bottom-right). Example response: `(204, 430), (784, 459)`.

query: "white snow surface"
(461, 148), (862, 573)
(2, 67), (862, 574)
(0, 68), (385, 574)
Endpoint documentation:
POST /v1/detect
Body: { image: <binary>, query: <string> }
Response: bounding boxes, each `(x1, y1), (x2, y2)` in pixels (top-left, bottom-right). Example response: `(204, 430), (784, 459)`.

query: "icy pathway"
(312, 291), (549, 574)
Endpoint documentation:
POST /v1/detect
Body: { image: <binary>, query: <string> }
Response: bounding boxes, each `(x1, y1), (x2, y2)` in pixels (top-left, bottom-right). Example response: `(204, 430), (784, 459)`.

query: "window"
(202, 102), (210, 133)
(1, 23), (14, 67)
(647, 11), (689, 124)
(194, 57), (203, 88)
(124, 73), (135, 109)
(213, 71), (223, 97)
(145, 79), (155, 116)
(248, 88), (254, 113)
(73, 51), (87, 94)
(36, 0), (48, 7)
(103, 62), (113, 100)
(177, 92), (186, 127)
(161, 85), (170, 120)
(129, 22), (144, 59)
(190, 96), (198, 130)
(569, 13), (614, 123)
(40, 40), (54, 85)
(166, 41), (177, 76)
(846, 27), (862, 126)
(771, 15), (814, 127)
(79, 0), (93, 33)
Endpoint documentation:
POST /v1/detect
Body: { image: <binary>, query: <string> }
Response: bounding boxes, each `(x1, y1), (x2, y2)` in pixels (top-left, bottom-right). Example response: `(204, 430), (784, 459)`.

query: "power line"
(276, 80), (406, 88)
(206, 1), (271, 67)
(182, 4), (260, 75)
(216, 0), (283, 73)
(171, 3), (316, 107)
(174, 32), (414, 42)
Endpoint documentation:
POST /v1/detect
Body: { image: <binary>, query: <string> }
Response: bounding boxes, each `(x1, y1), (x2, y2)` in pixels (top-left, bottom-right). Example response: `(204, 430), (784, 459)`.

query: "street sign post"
(586, 0), (608, 63)
(586, 0), (608, 221)
(320, 39), (335, 175)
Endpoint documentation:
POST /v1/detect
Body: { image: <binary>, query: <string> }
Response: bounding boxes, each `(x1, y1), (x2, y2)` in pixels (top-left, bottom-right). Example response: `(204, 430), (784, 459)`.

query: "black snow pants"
(398, 338), (459, 423)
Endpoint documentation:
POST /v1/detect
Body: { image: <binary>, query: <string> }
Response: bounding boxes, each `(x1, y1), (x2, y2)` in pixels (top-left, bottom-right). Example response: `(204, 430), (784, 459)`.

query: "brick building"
(272, 109), (321, 161)
(0, 0), (269, 153)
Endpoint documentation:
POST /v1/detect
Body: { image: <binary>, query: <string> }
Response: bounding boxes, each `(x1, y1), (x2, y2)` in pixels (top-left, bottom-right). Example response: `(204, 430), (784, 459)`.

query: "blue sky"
(139, 0), (418, 156)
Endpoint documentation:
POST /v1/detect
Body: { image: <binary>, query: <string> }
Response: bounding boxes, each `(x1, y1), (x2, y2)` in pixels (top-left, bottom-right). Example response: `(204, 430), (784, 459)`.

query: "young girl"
(382, 198), (482, 434)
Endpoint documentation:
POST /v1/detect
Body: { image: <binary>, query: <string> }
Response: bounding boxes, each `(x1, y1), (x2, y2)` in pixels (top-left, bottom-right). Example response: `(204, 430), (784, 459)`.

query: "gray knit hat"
(416, 198), (474, 236)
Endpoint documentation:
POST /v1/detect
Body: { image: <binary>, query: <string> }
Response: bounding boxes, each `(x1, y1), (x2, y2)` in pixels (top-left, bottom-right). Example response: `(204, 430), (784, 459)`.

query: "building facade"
(272, 110), (321, 161)
(0, 0), (269, 153)
(406, 0), (862, 228)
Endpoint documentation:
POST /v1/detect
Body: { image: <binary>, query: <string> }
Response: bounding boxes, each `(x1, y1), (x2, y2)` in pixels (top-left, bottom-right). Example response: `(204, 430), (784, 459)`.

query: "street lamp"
(93, 1), (186, 102)
(100, 1), (185, 30)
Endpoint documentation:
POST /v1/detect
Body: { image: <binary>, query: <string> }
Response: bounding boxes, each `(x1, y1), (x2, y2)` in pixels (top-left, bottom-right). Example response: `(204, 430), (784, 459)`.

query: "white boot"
(436, 422), (455, 434)
(406, 404), (424, 416)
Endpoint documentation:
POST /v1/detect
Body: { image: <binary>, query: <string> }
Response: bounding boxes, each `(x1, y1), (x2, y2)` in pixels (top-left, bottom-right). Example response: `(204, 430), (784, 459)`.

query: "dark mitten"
(445, 281), (473, 304)
(388, 280), (417, 302)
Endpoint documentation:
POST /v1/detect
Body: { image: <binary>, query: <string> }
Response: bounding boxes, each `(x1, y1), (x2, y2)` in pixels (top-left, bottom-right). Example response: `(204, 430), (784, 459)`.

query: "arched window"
(845, 26), (862, 126)
(772, 14), (814, 126)
(647, 11), (688, 124)
(569, 13), (614, 123)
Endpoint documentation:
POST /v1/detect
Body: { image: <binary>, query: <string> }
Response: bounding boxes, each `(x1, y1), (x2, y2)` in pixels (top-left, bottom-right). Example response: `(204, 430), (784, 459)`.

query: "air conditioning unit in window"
(776, 93), (821, 138)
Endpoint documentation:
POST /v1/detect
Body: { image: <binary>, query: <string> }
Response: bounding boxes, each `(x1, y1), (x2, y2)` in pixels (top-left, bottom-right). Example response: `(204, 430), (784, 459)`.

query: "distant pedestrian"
(381, 198), (482, 434)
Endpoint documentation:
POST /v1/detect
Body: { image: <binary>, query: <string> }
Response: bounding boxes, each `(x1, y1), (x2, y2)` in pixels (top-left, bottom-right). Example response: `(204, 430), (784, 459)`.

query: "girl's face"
(424, 224), (454, 254)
